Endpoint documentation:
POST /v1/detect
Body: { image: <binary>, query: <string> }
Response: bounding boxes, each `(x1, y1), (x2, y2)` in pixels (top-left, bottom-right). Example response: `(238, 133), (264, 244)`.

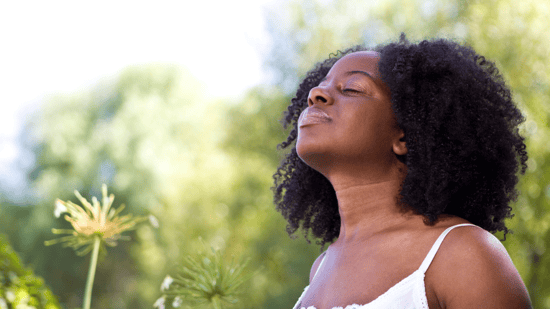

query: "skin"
(295, 51), (532, 309)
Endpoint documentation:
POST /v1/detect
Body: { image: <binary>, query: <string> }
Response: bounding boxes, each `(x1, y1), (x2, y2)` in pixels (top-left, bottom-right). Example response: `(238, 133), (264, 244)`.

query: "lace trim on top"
(297, 270), (427, 309)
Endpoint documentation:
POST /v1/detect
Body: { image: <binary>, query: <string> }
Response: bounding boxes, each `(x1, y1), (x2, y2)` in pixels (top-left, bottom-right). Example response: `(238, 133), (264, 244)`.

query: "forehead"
(328, 51), (381, 78)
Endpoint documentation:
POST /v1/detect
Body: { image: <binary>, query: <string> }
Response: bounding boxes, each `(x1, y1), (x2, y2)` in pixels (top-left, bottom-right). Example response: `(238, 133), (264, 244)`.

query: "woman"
(273, 36), (532, 309)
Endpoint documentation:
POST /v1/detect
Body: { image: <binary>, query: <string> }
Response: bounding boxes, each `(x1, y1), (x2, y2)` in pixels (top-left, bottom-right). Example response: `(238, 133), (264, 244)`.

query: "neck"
(329, 166), (411, 244)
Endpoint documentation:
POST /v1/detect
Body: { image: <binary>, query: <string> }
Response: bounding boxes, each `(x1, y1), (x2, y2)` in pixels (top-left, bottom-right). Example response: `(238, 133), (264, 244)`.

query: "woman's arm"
(427, 226), (532, 309)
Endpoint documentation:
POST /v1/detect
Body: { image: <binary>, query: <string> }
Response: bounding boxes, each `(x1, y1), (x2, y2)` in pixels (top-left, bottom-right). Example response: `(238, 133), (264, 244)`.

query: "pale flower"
(45, 184), (148, 256)
(4, 290), (15, 302)
(161, 275), (174, 291)
(153, 296), (165, 309)
(172, 296), (182, 308)
(148, 214), (159, 228)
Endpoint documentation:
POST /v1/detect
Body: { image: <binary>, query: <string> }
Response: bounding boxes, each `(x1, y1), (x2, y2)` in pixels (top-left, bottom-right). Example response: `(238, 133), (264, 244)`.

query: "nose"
(308, 85), (334, 106)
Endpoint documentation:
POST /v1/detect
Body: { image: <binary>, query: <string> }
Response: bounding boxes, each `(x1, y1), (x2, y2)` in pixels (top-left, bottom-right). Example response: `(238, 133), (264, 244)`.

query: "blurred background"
(0, 0), (549, 308)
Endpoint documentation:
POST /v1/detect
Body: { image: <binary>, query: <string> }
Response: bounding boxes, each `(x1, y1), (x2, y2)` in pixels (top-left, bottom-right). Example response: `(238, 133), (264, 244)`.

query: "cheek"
(337, 108), (396, 152)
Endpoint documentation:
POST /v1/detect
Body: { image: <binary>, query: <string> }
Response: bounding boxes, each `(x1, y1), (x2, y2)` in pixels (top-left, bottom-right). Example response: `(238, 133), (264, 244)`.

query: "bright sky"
(0, 0), (274, 197)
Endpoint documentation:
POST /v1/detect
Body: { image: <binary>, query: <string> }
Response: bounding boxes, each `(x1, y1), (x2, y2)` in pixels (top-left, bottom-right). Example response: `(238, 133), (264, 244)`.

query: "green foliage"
(0, 234), (60, 309)
(8, 64), (213, 308)
(4, 63), (321, 308)
(158, 243), (252, 309)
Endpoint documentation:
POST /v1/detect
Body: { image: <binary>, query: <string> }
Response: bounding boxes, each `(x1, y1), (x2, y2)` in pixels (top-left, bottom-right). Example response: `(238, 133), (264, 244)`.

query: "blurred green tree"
(3, 64), (323, 308)
(2, 65), (219, 308)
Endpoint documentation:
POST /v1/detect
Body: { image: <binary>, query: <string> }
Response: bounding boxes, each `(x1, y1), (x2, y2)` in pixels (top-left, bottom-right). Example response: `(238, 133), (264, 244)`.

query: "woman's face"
(296, 51), (405, 176)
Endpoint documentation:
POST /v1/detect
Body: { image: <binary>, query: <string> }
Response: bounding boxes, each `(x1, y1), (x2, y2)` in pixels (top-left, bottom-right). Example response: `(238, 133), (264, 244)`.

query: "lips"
(298, 107), (332, 127)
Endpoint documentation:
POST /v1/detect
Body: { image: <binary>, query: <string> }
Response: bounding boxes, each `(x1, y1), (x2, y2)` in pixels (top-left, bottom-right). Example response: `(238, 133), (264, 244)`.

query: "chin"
(296, 132), (337, 173)
(296, 149), (334, 174)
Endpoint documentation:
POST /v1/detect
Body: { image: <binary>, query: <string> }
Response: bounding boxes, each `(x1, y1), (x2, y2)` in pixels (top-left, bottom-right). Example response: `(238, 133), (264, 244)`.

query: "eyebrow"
(344, 70), (375, 80)
(320, 70), (375, 83)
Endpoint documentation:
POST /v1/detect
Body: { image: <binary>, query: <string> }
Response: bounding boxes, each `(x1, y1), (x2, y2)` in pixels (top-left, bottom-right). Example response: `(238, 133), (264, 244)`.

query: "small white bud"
(161, 275), (173, 291)
(54, 200), (67, 218)
(172, 296), (183, 308)
(153, 296), (165, 309)
(149, 215), (159, 228)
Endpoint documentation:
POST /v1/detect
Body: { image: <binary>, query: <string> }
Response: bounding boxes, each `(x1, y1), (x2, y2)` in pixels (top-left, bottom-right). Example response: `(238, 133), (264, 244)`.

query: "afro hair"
(273, 35), (528, 247)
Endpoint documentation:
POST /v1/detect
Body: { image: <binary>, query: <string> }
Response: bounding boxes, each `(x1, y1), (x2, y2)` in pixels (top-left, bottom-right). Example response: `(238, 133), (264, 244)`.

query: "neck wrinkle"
(333, 178), (409, 244)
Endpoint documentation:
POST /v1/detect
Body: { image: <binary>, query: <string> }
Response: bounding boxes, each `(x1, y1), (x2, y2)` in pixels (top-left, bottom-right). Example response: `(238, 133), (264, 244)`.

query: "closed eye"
(343, 88), (361, 93)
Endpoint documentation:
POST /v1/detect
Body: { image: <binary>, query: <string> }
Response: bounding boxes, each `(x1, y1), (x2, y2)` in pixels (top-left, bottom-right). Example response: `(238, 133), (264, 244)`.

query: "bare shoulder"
(426, 225), (532, 309)
(309, 251), (327, 283)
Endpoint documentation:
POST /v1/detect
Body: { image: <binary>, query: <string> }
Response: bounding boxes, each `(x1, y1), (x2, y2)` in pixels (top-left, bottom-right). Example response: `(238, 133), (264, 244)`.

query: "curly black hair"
(272, 35), (528, 247)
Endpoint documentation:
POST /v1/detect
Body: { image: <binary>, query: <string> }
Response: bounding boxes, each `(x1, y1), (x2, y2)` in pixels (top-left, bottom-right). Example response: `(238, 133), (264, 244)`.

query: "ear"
(393, 130), (408, 156)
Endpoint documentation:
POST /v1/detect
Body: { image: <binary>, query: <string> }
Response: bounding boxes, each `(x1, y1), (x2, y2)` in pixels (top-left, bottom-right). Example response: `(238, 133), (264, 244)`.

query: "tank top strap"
(312, 251), (327, 281)
(418, 223), (477, 274)
(292, 252), (327, 309)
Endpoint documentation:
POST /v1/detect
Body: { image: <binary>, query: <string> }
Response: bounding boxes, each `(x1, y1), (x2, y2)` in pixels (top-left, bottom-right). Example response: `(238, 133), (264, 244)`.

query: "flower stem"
(83, 236), (101, 309)
(211, 295), (222, 309)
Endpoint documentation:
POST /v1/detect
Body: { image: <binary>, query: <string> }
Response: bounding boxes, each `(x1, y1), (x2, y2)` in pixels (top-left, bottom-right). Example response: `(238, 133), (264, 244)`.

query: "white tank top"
(292, 223), (476, 309)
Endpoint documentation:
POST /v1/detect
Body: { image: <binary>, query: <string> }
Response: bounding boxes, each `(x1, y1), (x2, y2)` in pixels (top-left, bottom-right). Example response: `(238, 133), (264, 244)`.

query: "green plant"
(155, 243), (252, 309)
(45, 184), (149, 309)
(1, 233), (61, 309)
